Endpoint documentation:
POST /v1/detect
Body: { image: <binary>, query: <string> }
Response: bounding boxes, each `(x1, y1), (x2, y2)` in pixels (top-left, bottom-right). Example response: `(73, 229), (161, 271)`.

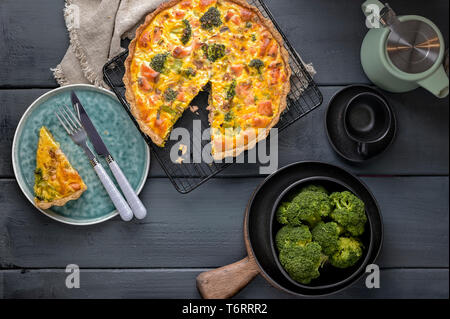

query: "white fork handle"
(93, 162), (133, 221)
(108, 159), (147, 219)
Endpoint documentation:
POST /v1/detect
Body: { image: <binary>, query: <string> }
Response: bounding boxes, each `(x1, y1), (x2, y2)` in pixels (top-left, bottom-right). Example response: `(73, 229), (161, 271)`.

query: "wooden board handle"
(196, 257), (259, 299)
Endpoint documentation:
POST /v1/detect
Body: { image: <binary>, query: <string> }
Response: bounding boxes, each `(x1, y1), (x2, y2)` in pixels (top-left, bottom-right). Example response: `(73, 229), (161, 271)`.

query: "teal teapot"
(361, 0), (449, 98)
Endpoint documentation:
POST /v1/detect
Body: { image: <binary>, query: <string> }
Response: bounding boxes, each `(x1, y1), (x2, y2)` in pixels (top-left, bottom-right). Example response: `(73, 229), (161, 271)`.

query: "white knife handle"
(93, 160), (133, 221)
(108, 157), (147, 219)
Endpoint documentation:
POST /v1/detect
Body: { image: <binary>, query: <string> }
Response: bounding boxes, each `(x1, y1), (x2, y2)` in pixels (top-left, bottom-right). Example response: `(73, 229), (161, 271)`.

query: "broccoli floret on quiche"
(226, 80), (236, 100)
(249, 59), (264, 74)
(224, 111), (234, 122)
(164, 88), (178, 102)
(150, 53), (169, 73)
(202, 43), (226, 62)
(180, 19), (192, 45)
(181, 67), (196, 78)
(200, 7), (222, 30)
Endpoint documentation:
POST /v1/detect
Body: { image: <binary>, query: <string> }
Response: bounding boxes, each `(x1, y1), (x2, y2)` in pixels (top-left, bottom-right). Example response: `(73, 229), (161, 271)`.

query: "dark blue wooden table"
(0, 0), (448, 298)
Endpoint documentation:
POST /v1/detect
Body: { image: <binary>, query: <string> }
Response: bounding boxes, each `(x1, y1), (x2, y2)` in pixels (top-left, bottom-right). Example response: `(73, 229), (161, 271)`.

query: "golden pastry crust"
(124, 0), (291, 159)
(36, 188), (86, 209)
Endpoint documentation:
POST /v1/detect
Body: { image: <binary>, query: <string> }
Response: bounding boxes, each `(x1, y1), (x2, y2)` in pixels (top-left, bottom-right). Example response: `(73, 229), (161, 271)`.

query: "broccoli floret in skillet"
(293, 190), (332, 222)
(200, 7), (222, 30)
(276, 184), (332, 226)
(275, 201), (303, 226)
(276, 190), (331, 227)
(329, 237), (363, 268)
(276, 202), (290, 225)
(311, 221), (343, 256)
(300, 184), (328, 195)
(275, 225), (312, 251)
(329, 191), (367, 236)
(279, 242), (327, 284)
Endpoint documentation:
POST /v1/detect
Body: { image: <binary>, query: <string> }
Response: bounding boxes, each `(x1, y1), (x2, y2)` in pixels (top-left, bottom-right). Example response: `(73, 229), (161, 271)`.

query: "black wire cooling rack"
(103, 0), (323, 193)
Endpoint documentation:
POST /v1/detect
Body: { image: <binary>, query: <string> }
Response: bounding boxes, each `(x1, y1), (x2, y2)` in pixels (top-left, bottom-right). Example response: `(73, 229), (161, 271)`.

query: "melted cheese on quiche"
(128, 0), (289, 157)
(34, 126), (87, 209)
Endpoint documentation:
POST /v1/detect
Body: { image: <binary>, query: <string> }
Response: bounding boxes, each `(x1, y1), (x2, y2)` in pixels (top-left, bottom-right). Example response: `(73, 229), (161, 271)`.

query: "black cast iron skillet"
(196, 162), (383, 298)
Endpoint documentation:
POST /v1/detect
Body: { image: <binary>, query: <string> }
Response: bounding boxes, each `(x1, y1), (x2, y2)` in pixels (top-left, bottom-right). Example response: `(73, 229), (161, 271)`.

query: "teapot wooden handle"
(196, 257), (260, 299)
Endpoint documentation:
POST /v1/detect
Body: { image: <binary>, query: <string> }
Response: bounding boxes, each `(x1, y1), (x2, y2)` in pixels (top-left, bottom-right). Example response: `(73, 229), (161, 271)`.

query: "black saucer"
(325, 85), (397, 163)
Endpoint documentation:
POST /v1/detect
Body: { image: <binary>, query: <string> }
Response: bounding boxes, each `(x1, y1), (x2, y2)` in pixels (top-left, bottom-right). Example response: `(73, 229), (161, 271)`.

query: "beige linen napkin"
(52, 0), (315, 88)
(52, 0), (165, 87)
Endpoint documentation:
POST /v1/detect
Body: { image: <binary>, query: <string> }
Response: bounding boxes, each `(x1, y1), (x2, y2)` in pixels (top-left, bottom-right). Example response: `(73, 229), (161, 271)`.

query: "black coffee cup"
(344, 92), (392, 157)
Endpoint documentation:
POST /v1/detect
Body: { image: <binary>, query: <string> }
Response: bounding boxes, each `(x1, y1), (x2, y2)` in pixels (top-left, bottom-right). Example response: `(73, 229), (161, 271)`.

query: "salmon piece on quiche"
(34, 126), (87, 209)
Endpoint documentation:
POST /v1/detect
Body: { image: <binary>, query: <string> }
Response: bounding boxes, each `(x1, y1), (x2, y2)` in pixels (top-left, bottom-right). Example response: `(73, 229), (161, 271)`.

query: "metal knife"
(71, 91), (147, 219)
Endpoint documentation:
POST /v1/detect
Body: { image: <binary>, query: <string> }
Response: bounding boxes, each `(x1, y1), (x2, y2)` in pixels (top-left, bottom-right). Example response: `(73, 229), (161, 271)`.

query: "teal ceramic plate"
(12, 84), (150, 225)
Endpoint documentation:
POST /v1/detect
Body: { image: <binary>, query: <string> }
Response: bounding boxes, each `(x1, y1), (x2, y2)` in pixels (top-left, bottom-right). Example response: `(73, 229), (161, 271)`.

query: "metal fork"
(55, 105), (133, 221)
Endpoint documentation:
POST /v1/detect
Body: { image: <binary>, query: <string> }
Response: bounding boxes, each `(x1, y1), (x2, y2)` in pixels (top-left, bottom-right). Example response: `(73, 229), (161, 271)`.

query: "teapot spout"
(418, 66), (449, 98)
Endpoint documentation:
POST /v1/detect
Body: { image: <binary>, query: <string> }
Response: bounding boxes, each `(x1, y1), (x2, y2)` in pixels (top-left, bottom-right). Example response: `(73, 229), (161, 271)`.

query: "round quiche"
(124, 0), (291, 159)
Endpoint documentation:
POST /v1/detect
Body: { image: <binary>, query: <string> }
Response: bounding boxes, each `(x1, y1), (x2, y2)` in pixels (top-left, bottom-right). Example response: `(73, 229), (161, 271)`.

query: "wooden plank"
(1, 87), (448, 177)
(0, 0), (67, 88)
(0, 176), (448, 269)
(1, 268), (448, 299)
(221, 86), (450, 176)
(0, 0), (448, 87)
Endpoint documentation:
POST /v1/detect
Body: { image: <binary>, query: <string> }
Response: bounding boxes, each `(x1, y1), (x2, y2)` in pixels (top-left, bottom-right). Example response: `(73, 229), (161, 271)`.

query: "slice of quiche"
(34, 126), (87, 209)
